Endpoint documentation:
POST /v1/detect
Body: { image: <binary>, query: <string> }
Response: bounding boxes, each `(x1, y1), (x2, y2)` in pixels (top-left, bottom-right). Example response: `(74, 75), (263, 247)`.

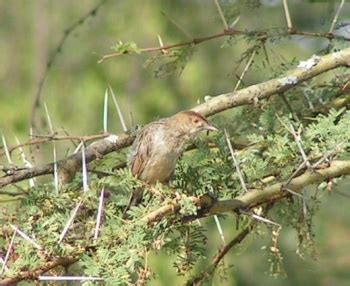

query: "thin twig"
(284, 187), (304, 198)
(31, 0), (108, 132)
(98, 28), (348, 63)
(289, 124), (311, 168)
(0, 133), (110, 156)
(279, 93), (300, 122)
(213, 224), (252, 266)
(98, 30), (236, 63)
(234, 49), (257, 92)
(285, 161), (307, 187)
(312, 142), (344, 168)
(187, 224), (253, 285)
(276, 115), (310, 172)
(224, 129), (248, 193)
(62, 128), (78, 148)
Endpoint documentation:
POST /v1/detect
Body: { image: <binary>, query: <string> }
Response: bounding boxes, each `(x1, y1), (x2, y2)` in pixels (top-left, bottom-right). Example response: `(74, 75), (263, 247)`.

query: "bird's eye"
(194, 119), (199, 123)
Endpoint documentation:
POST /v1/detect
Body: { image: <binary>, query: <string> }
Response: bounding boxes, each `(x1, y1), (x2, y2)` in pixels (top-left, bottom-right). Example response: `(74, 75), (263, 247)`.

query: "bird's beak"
(204, 123), (218, 132)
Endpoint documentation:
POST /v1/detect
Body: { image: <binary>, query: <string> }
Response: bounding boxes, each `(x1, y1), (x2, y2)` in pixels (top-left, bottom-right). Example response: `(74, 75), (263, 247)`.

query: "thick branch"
(209, 161), (350, 215)
(0, 164), (54, 189)
(0, 256), (77, 286)
(56, 133), (135, 185)
(0, 133), (135, 189)
(2, 160), (349, 284)
(193, 48), (350, 116)
(1, 48), (349, 188)
(143, 160), (350, 225)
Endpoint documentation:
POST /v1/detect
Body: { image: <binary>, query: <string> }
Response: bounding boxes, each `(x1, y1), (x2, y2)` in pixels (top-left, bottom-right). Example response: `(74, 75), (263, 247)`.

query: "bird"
(123, 110), (218, 217)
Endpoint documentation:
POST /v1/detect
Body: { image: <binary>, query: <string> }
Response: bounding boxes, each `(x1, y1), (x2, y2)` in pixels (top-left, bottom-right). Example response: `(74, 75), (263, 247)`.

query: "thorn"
(230, 15), (241, 29)
(14, 136), (35, 188)
(53, 144), (59, 194)
(240, 210), (281, 227)
(93, 187), (105, 240)
(0, 231), (16, 275)
(214, 0), (229, 31)
(81, 143), (88, 193)
(234, 49), (257, 92)
(214, 215), (226, 244)
(1, 134), (13, 165)
(58, 200), (82, 244)
(157, 35), (167, 54)
(38, 276), (103, 282)
(72, 141), (83, 155)
(103, 89), (108, 133)
(109, 86), (128, 132)
(10, 224), (42, 250)
(282, 0), (293, 32)
(43, 102), (54, 133)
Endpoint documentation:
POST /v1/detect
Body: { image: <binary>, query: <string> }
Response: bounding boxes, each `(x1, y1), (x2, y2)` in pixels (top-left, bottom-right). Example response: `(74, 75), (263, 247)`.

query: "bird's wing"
(129, 122), (163, 178)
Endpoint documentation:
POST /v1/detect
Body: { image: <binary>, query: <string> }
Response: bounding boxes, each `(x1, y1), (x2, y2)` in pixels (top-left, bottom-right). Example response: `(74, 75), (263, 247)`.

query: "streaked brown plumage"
(124, 111), (217, 216)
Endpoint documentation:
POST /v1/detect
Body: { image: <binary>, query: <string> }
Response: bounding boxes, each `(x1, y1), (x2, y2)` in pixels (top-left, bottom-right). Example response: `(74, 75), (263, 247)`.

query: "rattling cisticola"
(123, 110), (217, 217)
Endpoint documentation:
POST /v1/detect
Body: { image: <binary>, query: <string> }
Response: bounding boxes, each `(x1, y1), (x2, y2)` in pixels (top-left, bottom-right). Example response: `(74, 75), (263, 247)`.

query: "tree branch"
(192, 47), (350, 116)
(0, 256), (77, 286)
(98, 28), (349, 63)
(0, 133), (110, 157)
(31, 0), (108, 132)
(187, 224), (253, 285)
(0, 133), (135, 189)
(2, 160), (349, 284)
(143, 160), (350, 225)
(1, 48), (349, 189)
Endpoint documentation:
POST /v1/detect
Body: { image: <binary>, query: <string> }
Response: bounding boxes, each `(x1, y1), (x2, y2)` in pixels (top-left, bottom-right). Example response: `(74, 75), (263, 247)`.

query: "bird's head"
(171, 110), (218, 136)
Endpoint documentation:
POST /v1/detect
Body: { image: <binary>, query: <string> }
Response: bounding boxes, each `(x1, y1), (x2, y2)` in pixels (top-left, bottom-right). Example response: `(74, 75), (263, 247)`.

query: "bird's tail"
(122, 187), (144, 219)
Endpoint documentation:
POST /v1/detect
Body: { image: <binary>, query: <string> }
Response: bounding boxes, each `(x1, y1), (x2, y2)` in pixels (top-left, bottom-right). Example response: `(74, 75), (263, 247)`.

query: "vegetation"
(0, 1), (350, 285)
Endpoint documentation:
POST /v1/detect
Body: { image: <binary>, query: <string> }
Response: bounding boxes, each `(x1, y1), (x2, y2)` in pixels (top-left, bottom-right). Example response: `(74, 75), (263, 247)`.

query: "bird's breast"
(140, 140), (181, 184)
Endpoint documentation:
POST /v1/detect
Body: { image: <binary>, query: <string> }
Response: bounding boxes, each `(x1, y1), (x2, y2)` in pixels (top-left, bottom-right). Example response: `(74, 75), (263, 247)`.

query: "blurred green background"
(1, 0), (350, 285)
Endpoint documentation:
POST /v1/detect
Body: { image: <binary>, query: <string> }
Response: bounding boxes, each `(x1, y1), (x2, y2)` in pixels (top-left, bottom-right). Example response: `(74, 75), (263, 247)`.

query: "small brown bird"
(124, 110), (217, 216)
